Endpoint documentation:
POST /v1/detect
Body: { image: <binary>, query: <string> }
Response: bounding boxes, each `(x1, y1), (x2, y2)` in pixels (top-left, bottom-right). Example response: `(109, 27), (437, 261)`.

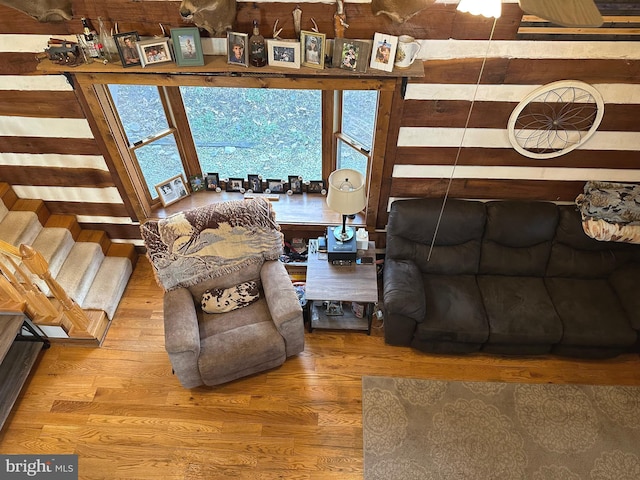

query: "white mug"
(394, 35), (421, 68)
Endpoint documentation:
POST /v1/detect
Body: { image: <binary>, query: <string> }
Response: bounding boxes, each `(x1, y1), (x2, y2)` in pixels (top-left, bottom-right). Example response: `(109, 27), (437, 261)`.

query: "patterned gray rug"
(362, 376), (640, 480)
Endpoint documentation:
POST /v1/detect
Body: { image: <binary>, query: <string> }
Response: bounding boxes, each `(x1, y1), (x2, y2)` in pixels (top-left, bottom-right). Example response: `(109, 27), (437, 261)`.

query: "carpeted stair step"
(23, 227), (75, 295)
(82, 256), (133, 320)
(55, 242), (105, 305)
(0, 200), (8, 222)
(0, 211), (42, 249)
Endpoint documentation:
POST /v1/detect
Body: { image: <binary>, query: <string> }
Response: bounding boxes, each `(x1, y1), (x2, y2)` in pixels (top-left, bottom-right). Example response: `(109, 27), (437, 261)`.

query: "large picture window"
(107, 83), (377, 205)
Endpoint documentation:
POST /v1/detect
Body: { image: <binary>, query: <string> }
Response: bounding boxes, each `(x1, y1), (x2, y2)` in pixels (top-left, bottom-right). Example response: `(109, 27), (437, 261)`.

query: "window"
(179, 87), (323, 181)
(108, 84), (377, 206)
(108, 84), (185, 199)
(337, 90), (378, 177)
(79, 70), (398, 228)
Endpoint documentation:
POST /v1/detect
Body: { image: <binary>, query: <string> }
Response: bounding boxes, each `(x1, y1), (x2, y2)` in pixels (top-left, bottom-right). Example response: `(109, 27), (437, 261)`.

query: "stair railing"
(0, 239), (92, 337)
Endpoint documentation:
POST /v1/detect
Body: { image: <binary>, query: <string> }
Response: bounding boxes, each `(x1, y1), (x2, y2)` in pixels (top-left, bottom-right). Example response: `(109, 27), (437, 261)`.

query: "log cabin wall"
(0, 0), (639, 246)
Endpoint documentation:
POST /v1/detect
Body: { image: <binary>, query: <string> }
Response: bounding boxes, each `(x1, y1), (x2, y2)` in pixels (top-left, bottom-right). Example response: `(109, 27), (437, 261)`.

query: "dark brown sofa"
(382, 198), (640, 358)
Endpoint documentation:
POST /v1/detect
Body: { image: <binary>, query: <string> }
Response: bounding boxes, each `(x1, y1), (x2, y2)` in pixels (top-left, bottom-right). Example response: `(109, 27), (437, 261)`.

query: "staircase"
(0, 183), (137, 345)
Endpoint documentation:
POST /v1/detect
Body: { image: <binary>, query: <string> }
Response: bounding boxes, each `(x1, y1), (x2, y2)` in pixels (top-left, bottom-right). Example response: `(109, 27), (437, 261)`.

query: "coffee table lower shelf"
(307, 301), (372, 334)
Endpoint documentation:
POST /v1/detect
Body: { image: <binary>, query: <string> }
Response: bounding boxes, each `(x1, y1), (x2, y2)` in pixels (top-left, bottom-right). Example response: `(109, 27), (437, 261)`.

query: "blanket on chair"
(141, 198), (283, 291)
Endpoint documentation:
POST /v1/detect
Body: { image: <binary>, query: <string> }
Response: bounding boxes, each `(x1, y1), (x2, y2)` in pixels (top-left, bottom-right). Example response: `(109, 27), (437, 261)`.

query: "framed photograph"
(266, 179), (285, 193)
(227, 177), (244, 192)
(137, 37), (173, 68)
(308, 180), (325, 194)
(267, 39), (300, 69)
(288, 175), (303, 194)
(227, 32), (248, 67)
(370, 33), (398, 72)
(171, 27), (204, 66)
(113, 31), (141, 68)
(189, 174), (204, 192)
(301, 30), (325, 69)
(247, 174), (263, 193)
(205, 172), (219, 191)
(155, 174), (189, 207)
(333, 38), (371, 73)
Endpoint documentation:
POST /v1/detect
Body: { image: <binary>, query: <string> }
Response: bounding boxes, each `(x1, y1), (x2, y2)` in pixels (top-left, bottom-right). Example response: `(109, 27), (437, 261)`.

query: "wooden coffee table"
(304, 240), (378, 334)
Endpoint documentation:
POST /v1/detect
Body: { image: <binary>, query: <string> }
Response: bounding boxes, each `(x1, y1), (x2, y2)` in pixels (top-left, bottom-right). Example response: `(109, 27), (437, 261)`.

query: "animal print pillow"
(201, 281), (260, 314)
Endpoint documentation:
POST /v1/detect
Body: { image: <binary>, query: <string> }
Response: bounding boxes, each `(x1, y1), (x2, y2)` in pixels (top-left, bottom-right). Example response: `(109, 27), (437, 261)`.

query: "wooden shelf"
(37, 54), (425, 79)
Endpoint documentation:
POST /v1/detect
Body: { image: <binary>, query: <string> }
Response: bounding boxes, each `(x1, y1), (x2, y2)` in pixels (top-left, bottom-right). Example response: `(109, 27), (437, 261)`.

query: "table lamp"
(326, 168), (366, 242)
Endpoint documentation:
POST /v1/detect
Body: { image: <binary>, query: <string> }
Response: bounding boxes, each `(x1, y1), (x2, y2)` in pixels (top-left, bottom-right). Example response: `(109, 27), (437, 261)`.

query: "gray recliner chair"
(141, 198), (304, 388)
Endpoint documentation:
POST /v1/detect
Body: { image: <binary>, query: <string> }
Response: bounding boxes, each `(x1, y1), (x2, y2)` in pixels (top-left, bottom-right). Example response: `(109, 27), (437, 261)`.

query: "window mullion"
(160, 86), (201, 178)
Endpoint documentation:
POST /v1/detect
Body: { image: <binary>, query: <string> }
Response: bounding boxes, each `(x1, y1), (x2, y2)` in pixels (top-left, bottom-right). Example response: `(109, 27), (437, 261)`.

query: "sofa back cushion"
(479, 201), (558, 276)
(546, 205), (634, 278)
(386, 198), (486, 275)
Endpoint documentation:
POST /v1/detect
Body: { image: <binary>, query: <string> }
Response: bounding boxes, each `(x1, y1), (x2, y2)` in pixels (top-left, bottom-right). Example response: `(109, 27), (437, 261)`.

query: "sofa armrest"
(163, 287), (203, 388)
(261, 260), (304, 356)
(383, 259), (426, 345)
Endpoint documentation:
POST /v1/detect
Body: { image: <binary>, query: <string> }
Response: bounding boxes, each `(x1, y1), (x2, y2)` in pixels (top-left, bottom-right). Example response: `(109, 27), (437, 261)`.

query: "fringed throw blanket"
(140, 198), (283, 291)
(575, 181), (640, 243)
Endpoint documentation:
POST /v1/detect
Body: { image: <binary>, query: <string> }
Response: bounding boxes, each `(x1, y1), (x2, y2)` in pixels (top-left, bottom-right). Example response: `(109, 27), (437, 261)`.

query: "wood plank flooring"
(1, 256), (640, 479)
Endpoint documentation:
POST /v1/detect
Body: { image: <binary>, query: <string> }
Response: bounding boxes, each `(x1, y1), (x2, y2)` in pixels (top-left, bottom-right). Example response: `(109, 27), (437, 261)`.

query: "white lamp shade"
(326, 169), (367, 216)
(457, 0), (502, 18)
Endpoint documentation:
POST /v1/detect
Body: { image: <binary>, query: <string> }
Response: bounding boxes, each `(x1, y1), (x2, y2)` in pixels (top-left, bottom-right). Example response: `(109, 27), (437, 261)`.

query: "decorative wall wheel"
(508, 80), (605, 159)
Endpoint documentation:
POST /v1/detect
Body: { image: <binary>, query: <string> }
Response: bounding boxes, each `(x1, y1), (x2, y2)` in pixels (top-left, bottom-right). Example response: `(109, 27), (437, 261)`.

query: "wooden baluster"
(19, 244), (91, 336)
(0, 256), (60, 322)
(0, 274), (26, 312)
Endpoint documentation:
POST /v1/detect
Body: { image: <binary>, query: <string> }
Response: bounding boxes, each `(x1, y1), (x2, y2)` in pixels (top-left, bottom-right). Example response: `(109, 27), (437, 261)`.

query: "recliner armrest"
(383, 259), (426, 322)
(261, 260), (304, 356)
(163, 287), (203, 388)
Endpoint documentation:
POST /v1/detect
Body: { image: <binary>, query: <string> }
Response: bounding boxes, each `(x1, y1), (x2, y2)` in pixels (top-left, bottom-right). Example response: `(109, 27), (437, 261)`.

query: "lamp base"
(332, 225), (355, 242)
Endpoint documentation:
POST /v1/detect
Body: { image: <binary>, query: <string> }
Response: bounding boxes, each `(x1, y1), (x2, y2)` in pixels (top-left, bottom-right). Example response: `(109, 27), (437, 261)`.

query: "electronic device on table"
(327, 226), (357, 264)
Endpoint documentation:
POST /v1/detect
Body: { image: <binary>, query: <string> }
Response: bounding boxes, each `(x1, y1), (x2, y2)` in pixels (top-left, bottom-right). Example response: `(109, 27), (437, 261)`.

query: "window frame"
(75, 72), (398, 229)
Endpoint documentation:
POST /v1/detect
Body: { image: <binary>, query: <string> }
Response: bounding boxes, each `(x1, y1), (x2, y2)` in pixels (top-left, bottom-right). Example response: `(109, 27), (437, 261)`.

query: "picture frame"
(113, 31), (141, 68)
(370, 33), (398, 72)
(136, 37), (173, 68)
(247, 174), (263, 193)
(307, 180), (325, 194)
(171, 27), (204, 67)
(300, 30), (325, 69)
(227, 31), (249, 67)
(288, 175), (303, 194)
(155, 174), (189, 207)
(266, 179), (285, 193)
(227, 177), (244, 192)
(189, 174), (204, 192)
(205, 172), (219, 191)
(333, 38), (371, 73)
(267, 39), (300, 69)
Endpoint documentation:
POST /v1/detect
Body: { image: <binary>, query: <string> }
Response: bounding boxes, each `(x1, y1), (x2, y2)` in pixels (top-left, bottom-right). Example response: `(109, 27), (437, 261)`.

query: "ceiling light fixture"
(457, 0), (502, 19)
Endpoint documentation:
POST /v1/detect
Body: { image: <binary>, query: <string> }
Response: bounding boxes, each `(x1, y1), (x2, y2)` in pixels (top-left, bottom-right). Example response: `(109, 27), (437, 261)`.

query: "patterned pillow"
(201, 281), (260, 313)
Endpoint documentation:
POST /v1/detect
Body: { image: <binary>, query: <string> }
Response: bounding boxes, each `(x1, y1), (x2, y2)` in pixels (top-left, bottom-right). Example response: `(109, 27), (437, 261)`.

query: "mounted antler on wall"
(0, 0), (72, 22)
(179, 0), (237, 36)
(371, 0), (435, 24)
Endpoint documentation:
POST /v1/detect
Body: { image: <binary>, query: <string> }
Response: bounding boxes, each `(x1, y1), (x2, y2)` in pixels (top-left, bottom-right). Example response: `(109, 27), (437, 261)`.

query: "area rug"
(362, 376), (640, 480)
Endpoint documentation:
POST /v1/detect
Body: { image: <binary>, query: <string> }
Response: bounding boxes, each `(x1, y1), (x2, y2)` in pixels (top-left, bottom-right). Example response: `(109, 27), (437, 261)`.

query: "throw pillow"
(201, 281), (260, 313)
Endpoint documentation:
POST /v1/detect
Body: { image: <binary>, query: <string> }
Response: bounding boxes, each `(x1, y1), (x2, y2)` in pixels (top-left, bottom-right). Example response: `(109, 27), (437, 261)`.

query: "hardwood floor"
(2, 256), (640, 479)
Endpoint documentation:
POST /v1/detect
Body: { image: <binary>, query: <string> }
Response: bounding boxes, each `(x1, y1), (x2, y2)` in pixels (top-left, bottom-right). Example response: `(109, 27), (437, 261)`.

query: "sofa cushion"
(547, 206), (632, 278)
(201, 281), (260, 313)
(415, 274), (488, 347)
(478, 275), (562, 352)
(545, 277), (637, 355)
(386, 198), (486, 275)
(609, 263), (640, 330)
(198, 318), (286, 386)
(480, 201), (558, 276)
